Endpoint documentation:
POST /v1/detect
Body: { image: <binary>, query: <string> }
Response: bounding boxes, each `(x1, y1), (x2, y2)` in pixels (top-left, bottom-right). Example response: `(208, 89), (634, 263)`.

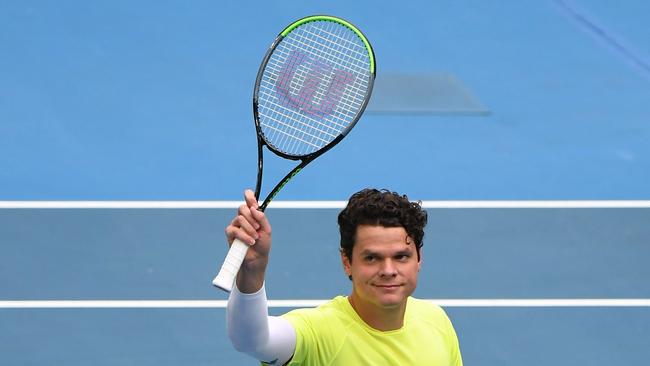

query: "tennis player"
(225, 188), (463, 365)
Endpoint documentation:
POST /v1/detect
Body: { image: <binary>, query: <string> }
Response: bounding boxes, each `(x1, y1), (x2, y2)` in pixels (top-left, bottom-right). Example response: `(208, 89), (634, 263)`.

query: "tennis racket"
(212, 15), (376, 292)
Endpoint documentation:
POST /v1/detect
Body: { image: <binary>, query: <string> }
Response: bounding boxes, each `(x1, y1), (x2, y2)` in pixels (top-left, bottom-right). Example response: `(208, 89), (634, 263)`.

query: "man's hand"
(225, 189), (272, 293)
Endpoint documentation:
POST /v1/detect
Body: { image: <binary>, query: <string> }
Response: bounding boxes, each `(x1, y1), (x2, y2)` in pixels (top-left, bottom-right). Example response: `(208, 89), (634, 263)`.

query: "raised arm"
(224, 190), (296, 365)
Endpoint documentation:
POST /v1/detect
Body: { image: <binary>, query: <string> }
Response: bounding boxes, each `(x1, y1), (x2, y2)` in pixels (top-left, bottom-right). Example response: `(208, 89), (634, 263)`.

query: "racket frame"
(252, 15), (376, 211)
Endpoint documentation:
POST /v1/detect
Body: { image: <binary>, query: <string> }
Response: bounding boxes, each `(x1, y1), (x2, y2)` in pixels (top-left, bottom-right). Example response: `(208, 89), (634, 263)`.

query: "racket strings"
(262, 44), (364, 148)
(262, 50), (368, 108)
(257, 20), (371, 156)
(277, 23), (369, 119)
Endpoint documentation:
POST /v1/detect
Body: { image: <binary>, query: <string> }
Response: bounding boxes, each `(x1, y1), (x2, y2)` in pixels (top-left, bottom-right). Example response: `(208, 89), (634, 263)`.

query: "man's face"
(342, 224), (421, 310)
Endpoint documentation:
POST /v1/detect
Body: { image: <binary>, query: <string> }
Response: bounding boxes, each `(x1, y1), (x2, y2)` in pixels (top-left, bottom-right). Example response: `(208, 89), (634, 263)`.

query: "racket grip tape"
(212, 238), (249, 292)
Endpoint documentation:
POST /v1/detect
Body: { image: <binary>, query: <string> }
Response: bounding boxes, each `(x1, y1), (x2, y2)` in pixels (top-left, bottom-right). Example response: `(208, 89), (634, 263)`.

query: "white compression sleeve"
(227, 284), (296, 365)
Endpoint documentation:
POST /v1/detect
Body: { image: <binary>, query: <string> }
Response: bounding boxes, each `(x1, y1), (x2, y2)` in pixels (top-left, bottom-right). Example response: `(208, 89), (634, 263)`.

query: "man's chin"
(375, 294), (407, 309)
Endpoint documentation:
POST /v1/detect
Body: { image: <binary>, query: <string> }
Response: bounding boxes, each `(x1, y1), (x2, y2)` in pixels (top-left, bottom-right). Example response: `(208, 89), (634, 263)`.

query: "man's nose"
(379, 259), (398, 277)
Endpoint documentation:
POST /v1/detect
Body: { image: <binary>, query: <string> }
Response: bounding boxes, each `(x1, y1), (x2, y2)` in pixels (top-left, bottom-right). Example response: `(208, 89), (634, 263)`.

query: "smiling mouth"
(374, 284), (402, 288)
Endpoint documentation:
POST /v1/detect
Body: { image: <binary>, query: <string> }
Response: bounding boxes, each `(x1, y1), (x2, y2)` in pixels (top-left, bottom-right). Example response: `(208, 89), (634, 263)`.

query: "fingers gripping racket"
(213, 15), (376, 292)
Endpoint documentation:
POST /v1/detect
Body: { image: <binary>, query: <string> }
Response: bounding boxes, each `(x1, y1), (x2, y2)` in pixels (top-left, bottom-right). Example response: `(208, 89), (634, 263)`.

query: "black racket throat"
(255, 134), (345, 212)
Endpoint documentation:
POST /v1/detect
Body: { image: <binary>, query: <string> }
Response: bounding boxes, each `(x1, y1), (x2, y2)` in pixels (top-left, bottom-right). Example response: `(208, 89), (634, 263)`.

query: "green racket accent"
(280, 15), (375, 74)
(259, 167), (302, 211)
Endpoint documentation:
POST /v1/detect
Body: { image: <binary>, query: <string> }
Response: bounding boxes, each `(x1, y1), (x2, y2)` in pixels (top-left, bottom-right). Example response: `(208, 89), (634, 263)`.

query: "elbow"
(231, 340), (251, 354)
(228, 329), (250, 353)
(231, 339), (273, 360)
(228, 327), (269, 354)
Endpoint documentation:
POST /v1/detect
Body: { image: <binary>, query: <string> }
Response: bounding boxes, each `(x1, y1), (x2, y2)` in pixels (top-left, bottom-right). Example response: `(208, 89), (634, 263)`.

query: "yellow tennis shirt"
(278, 296), (463, 365)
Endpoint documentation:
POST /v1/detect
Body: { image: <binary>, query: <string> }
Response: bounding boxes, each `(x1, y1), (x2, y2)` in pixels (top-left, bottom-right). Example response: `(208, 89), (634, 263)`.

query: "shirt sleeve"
(280, 302), (345, 365)
(226, 284), (296, 365)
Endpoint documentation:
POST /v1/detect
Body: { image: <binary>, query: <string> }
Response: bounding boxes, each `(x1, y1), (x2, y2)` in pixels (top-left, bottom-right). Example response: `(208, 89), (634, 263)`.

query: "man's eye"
(396, 254), (410, 261)
(364, 256), (376, 262)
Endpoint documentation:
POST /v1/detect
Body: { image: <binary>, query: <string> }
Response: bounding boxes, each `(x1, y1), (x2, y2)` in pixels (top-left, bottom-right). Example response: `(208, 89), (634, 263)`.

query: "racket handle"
(212, 238), (249, 292)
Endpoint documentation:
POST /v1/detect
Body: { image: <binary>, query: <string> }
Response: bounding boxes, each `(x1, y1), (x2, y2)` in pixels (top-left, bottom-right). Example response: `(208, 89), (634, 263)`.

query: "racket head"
(253, 15), (376, 160)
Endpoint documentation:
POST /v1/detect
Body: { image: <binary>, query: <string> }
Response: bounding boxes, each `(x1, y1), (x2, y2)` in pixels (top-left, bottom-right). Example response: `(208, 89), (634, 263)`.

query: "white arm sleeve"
(227, 284), (296, 365)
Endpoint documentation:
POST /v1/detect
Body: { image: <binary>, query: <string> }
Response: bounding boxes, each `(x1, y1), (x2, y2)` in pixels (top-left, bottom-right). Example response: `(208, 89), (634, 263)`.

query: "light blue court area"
(2, 207), (650, 365)
(1, 0), (650, 365)
(2, 208), (650, 300)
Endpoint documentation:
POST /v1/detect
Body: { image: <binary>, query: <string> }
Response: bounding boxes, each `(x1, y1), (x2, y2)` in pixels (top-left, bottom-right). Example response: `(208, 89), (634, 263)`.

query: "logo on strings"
(275, 50), (356, 117)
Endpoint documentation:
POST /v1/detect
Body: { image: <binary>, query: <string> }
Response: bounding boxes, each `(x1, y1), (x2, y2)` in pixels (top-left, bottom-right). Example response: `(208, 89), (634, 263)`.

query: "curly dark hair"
(338, 188), (427, 262)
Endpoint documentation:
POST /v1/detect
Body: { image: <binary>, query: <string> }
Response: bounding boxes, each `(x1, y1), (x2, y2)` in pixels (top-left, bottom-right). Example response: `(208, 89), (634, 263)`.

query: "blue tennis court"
(1, 1), (649, 364)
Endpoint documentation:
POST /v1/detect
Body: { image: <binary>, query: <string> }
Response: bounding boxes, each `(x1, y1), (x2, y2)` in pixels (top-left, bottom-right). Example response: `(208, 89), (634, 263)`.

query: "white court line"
(1, 299), (650, 308)
(1, 201), (650, 209)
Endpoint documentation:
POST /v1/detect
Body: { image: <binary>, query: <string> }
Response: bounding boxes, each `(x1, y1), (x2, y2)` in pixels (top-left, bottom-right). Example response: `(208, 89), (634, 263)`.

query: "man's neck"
(347, 294), (407, 331)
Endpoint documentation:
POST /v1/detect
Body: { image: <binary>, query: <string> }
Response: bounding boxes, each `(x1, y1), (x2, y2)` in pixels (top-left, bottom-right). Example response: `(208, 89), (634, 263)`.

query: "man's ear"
(340, 249), (351, 277)
(417, 247), (422, 272)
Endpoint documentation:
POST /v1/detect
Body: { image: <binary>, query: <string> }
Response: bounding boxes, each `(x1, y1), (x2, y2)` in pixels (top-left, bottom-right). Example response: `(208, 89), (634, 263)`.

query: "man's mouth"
(374, 284), (402, 288)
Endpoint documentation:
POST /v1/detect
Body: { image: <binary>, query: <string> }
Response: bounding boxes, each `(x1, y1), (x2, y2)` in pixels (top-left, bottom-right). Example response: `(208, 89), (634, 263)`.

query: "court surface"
(1, 1), (649, 365)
